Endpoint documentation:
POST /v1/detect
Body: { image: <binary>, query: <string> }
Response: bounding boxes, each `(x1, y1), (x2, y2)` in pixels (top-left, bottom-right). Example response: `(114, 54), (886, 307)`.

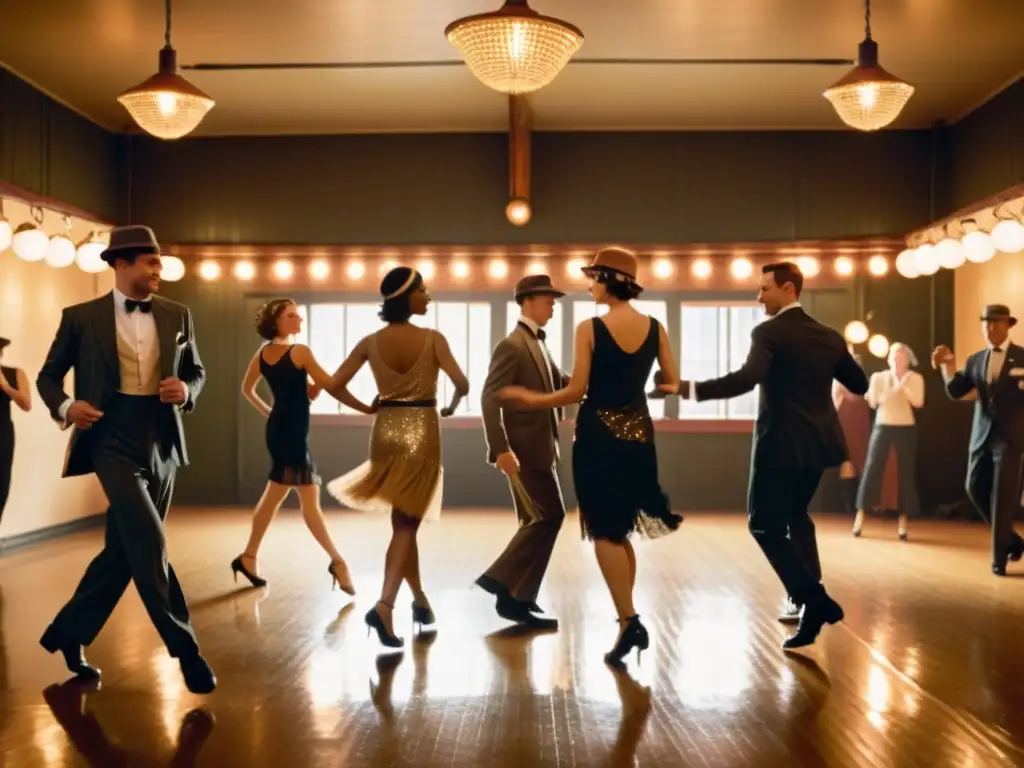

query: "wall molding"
(0, 513), (105, 557)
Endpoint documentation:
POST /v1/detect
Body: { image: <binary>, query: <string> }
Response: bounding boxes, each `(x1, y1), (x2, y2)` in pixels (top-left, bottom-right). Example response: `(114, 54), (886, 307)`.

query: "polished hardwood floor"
(1, 509), (1023, 767)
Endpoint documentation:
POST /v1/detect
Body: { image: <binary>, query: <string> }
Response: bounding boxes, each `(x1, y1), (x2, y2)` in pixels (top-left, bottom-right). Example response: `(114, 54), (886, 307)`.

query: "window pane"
(294, 304), (309, 347)
(466, 304), (492, 416)
(680, 306), (725, 419)
(309, 304), (345, 414)
(506, 301), (565, 370)
(436, 303), (468, 414)
(726, 306), (764, 419)
(632, 300), (667, 419)
(572, 300), (608, 330)
(344, 304), (384, 414)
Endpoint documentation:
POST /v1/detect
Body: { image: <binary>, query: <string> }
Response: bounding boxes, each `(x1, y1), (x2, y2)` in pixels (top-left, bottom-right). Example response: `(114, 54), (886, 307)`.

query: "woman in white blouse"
(853, 342), (925, 540)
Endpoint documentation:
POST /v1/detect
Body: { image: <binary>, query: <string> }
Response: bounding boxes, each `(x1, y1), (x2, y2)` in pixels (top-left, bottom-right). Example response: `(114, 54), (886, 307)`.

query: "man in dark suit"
(478, 275), (568, 631)
(658, 262), (868, 649)
(36, 225), (215, 694)
(933, 304), (1024, 575)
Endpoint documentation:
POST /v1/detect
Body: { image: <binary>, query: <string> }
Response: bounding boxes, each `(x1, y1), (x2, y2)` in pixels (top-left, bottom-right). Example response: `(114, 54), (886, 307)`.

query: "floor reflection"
(43, 679), (214, 766)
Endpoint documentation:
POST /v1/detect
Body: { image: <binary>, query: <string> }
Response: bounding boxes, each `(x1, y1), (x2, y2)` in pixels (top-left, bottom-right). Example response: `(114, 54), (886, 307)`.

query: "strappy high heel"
(230, 555), (267, 588)
(365, 602), (404, 648)
(604, 615), (649, 666)
(412, 600), (435, 633)
(328, 560), (356, 596)
(897, 514), (908, 541)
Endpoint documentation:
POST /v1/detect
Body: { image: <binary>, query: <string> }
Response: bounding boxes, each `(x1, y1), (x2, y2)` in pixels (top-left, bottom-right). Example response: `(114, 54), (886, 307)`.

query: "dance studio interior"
(1, 1), (1024, 766)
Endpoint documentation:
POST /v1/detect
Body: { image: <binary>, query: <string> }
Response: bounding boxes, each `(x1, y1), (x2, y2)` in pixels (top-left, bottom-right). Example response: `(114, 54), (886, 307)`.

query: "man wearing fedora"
(933, 304), (1024, 575)
(478, 274), (568, 630)
(35, 225), (215, 693)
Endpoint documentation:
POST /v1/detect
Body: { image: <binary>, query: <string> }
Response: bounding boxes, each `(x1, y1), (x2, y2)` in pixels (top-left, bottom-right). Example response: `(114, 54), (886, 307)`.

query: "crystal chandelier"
(117, 0), (214, 140)
(445, 0), (584, 95)
(823, 0), (913, 132)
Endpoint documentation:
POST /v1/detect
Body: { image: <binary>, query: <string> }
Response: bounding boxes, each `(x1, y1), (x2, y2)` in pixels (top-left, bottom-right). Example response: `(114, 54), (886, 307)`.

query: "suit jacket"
(481, 323), (568, 469)
(36, 292), (205, 478)
(695, 306), (869, 469)
(944, 342), (1024, 453)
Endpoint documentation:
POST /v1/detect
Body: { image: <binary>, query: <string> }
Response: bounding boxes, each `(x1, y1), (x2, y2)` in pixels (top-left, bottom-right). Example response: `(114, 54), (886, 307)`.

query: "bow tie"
(125, 299), (152, 314)
(535, 328), (546, 342)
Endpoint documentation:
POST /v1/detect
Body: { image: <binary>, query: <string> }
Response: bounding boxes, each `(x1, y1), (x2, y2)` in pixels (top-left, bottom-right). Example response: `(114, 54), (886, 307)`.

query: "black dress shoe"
(1008, 536), (1024, 563)
(40, 626), (101, 680)
(179, 654), (217, 694)
(496, 597), (558, 630)
(782, 596), (844, 650)
(993, 563), (1007, 576)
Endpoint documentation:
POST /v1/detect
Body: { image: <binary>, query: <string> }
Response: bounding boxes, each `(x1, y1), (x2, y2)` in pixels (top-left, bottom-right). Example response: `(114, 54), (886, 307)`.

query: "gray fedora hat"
(100, 225), (161, 265)
(514, 274), (565, 302)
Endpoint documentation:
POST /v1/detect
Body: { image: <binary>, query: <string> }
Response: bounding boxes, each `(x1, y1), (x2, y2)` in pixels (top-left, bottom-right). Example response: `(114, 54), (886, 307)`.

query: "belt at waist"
(378, 398), (436, 409)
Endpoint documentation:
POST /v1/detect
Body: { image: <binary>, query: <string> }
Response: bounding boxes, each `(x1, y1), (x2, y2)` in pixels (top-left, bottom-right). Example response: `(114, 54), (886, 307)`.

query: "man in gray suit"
(477, 275), (567, 630)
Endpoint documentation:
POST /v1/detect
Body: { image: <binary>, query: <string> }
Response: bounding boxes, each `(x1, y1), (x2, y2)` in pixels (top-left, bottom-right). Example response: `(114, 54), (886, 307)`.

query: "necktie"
(125, 299), (152, 314)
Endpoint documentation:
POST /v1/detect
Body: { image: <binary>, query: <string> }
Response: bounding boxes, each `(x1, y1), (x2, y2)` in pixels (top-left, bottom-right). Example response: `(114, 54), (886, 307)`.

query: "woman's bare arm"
(434, 331), (470, 415)
(240, 351), (271, 417)
(325, 337), (377, 415)
(502, 321), (592, 409)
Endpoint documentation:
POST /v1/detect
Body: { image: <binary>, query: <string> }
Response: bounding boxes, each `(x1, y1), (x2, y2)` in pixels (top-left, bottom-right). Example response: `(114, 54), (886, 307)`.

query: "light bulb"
(991, 220), (1024, 254)
(488, 259), (508, 279)
(416, 260), (436, 280)
(691, 258), (712, 279)
(525, 261), (545, 275)
(857, 84), (879, 109)
(729, 257), (753, 280)
(833, 256), (855, 276)
(961, 231), (995, 263)
(161, 255), (186, 281)
(566, 258), (586, 279)
(895, 248), (919, 278)
(868, 333), (890, 359)
(844, 320), (869, 345)
(914, 244), (939, 275)
(11, 224), (49, 261)
(346, 260), (366, 280)
(867, 255), (889, 276)
(451, 260), (470, 279)
(45, 235), (78, 268)
(506, 198), (531, 226)
(796, 256), (820, 277)
(156, 91), (178, 116)
(935, 237), (966, 269)
(234, 261), (255, 280)
(309, 259), (330, 280)
(272, 259), (293, 280)
(198, 260), (221, 281)
(652, 257), (674, 279)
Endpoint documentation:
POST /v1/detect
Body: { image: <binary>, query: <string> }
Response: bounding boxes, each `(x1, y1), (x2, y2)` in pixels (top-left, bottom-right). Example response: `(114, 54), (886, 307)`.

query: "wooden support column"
(506, 94), (532, 225)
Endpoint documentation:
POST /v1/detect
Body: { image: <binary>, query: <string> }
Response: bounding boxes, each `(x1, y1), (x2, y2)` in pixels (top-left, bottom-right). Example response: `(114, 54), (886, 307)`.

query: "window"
(415, 302), (492, 415)
(571, 300), (667, 419)
(505, 301), (565, 370)
(679, 304), (763, 419)
(307, 303), (383, 414)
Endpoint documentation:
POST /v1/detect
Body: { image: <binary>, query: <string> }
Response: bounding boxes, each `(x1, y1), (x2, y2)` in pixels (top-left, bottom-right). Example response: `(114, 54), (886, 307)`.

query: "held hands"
(646, 370), (688, 399)
(495, 450), (520, 477)
(931, 345), (955, 370)
(66, 400), (103, 430)
(159, 377), (189, 405)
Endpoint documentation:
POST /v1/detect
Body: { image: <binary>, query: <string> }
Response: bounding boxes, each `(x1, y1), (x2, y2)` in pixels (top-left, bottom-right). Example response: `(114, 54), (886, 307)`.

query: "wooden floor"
(1, 509), (1023, 767)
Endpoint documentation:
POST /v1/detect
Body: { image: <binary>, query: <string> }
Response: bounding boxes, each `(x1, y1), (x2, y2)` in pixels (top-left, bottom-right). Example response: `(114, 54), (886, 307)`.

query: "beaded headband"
(383, 271), (418, 300)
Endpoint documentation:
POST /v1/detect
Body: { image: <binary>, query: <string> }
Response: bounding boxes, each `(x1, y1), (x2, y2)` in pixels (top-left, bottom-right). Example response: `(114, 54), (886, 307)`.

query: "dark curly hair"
(589, 266), (643, 301)
(254, 298), (295, 341)
(378, 266), (423, 323)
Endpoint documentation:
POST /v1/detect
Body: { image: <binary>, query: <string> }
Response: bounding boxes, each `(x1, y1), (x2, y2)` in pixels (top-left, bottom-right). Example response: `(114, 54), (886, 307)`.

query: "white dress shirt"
(986, 344), (1006, 383)
(866, 369), (924, 425)
(59, 289), (162, 420)
(685, 302), (797, 400)
(518, 315), (555, 391)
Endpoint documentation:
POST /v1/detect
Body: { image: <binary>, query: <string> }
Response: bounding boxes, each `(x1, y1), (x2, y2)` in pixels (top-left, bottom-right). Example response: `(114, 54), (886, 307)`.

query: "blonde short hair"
(889, 342), (918, 367)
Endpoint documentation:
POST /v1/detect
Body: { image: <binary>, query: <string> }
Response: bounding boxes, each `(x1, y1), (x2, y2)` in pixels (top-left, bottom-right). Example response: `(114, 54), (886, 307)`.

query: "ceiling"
(2, 1), (1022, 135)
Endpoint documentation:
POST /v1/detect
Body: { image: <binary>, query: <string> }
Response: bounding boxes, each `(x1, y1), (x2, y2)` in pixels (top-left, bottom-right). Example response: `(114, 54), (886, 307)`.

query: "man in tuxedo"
(478, 275), (567, 631)
(36, 225), (215, 693)
(933, 304), (1024, 575)
(658, 262), (868, 648)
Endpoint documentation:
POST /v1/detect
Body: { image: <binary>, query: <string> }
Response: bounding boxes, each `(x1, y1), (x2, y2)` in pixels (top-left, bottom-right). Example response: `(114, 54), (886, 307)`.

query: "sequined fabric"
(595, 408), (653, 443)
(339, 331), (443, 519)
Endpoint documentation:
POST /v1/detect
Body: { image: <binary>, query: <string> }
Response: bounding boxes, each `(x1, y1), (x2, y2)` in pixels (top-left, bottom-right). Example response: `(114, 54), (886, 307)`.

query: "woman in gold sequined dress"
(501, 248), (682, 667)
(326, 267), (469, 648)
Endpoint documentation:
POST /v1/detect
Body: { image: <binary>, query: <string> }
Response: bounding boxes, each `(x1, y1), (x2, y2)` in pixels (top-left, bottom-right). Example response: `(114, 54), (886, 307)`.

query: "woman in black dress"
(0, 336), (32, 528)
(234, 299), (355, 593)
(501, 249), (682, 665)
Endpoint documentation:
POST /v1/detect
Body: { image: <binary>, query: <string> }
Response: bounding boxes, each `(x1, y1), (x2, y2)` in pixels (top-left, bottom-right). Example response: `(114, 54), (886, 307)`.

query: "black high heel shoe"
(230, 555), (267, 588)
(412, 600), (435, 633)
(604, 615), (649, 666)
(328, 560), (356, 596)
(365, 602), (404, 648)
